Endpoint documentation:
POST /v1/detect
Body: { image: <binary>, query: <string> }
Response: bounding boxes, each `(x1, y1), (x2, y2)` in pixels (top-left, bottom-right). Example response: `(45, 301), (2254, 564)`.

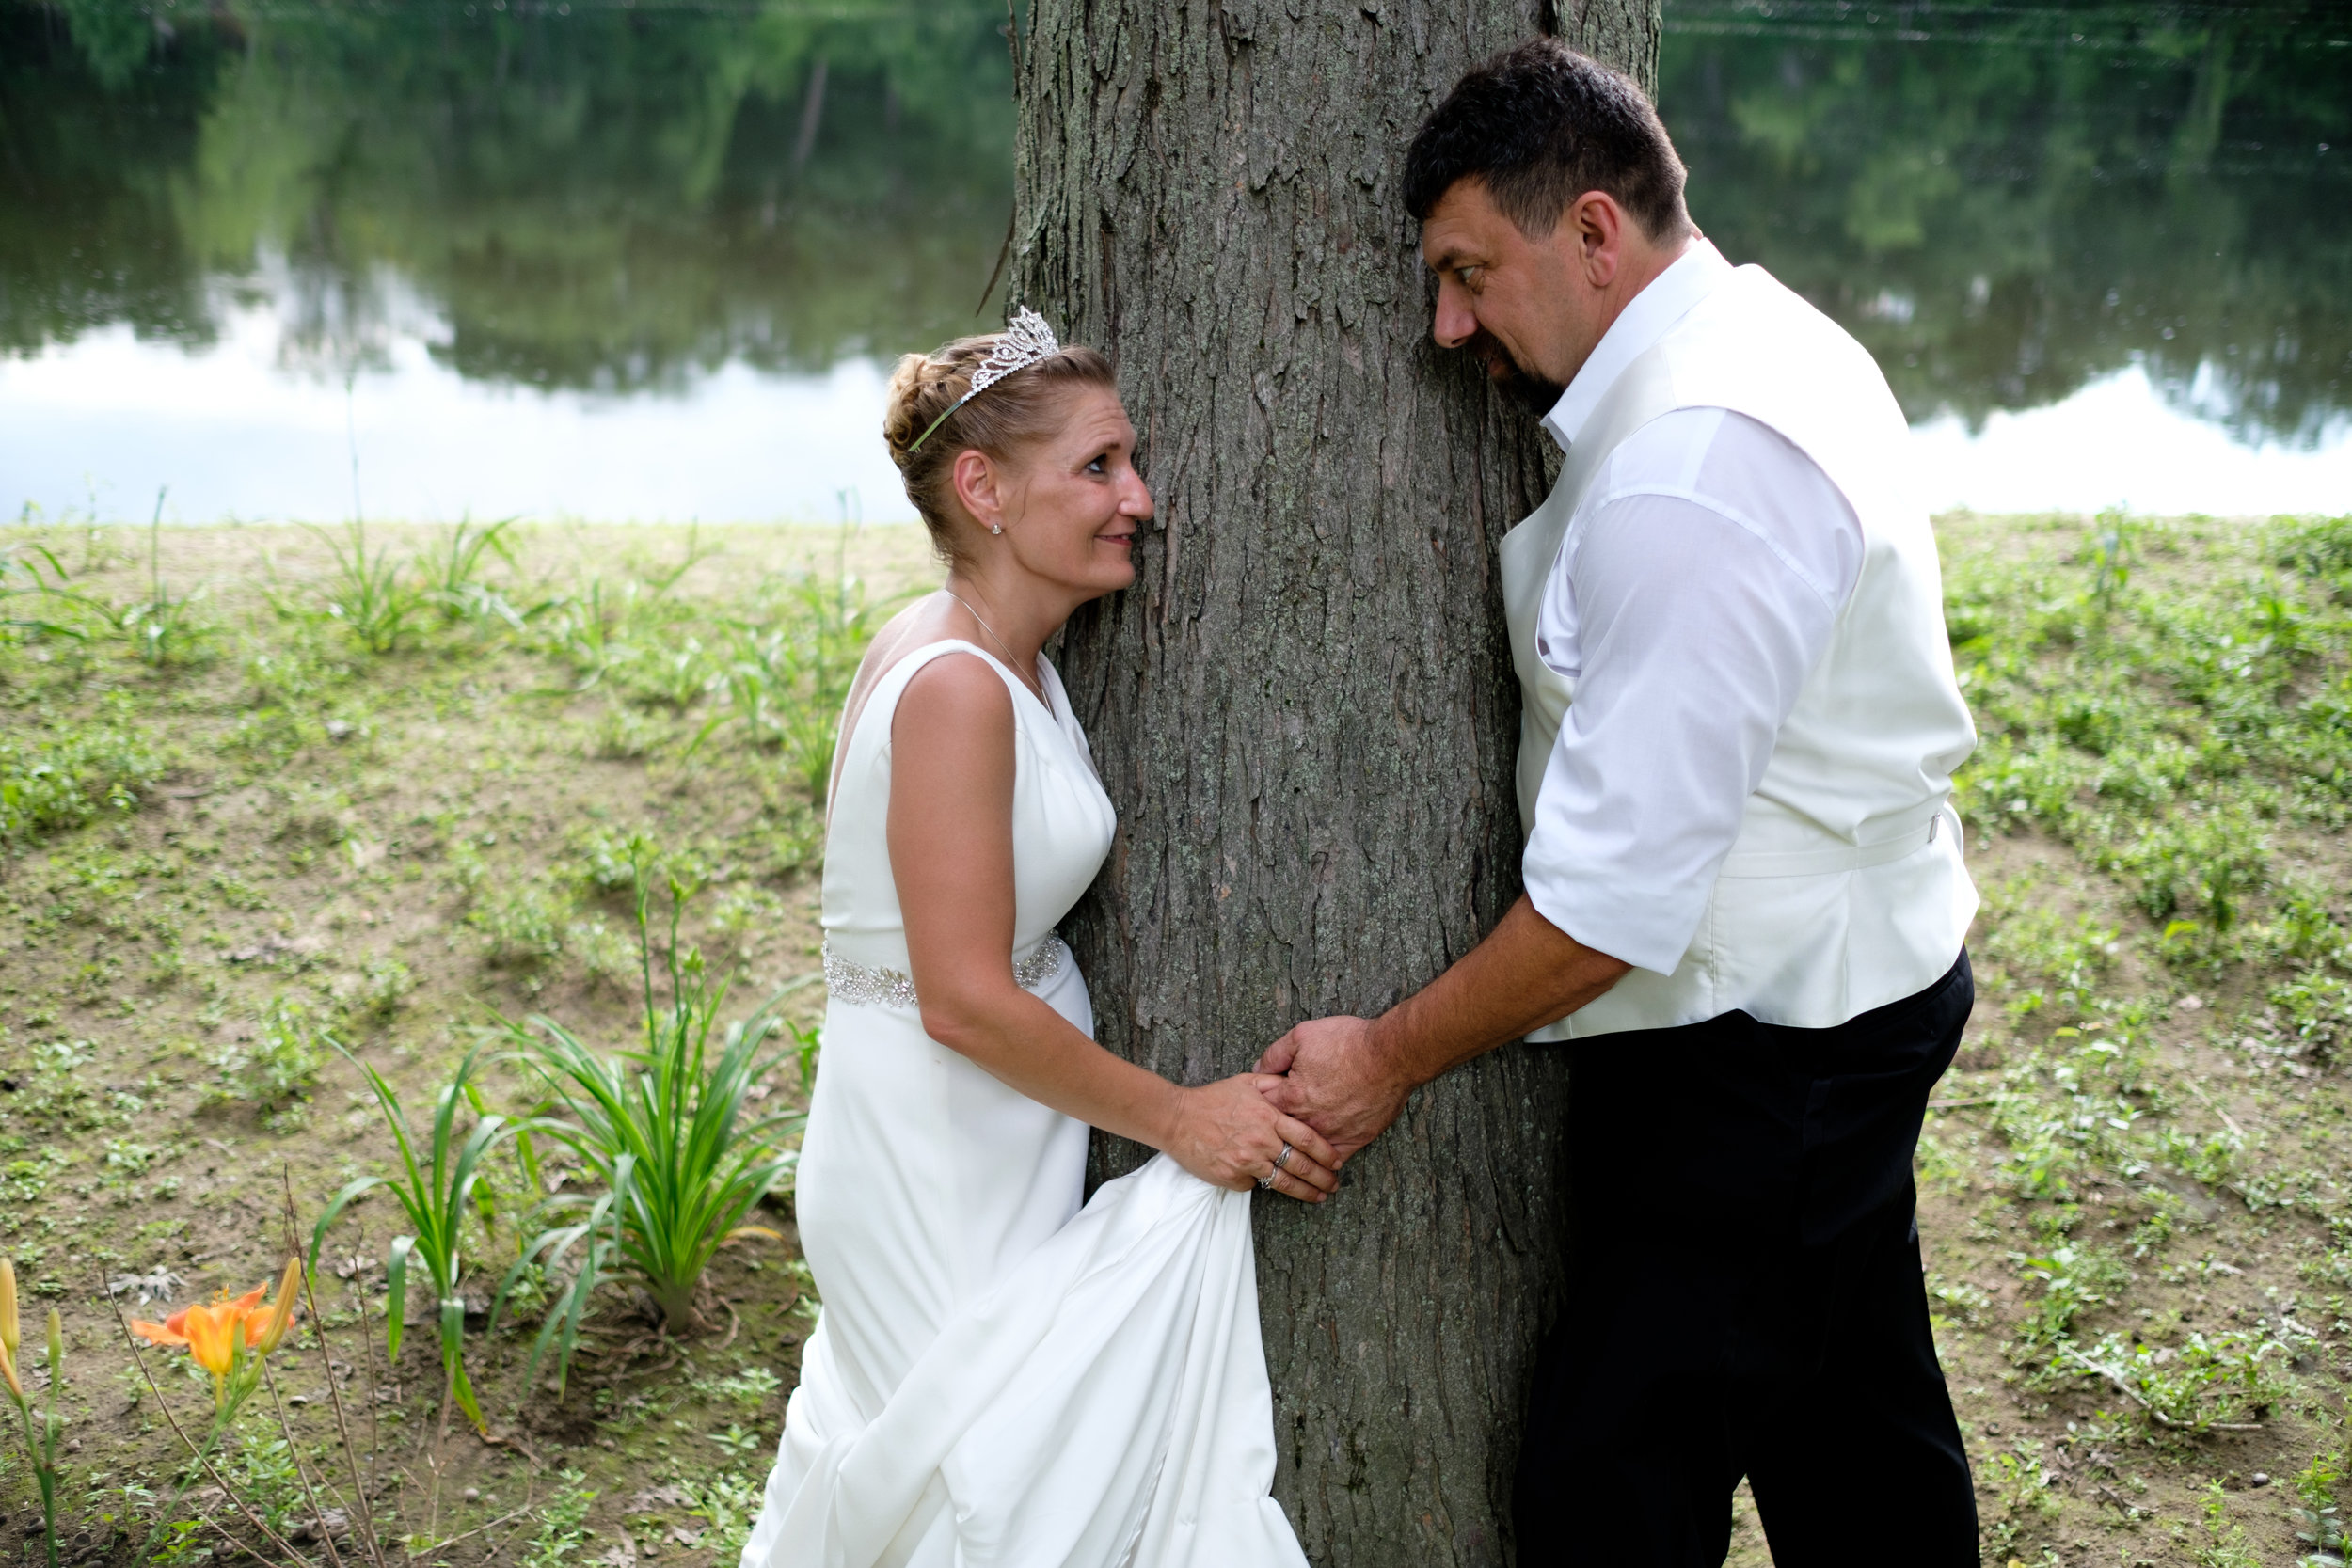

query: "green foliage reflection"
(0, 0), (1015, 387)
(1659, 0), (2352, 444)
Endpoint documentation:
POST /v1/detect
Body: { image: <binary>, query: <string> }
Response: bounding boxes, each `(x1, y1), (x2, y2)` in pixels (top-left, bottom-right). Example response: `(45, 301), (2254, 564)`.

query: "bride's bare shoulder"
(854, 593), (953, 678)
(827, 591), (961, 808)
(894, 647), (1014, 757)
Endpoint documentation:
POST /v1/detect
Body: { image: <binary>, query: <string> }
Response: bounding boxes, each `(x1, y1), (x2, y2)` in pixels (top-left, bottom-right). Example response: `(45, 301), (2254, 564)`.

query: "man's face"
(1419, 179), (1620, 413)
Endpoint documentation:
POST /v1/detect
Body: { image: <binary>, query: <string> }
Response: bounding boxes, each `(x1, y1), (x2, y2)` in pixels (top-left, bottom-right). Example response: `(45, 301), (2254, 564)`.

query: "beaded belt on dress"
(821, 933), (1066, 1010)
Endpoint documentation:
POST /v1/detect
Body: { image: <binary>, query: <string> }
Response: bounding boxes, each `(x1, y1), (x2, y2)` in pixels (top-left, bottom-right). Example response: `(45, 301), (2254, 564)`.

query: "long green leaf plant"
(491, 862), (803, 1397)
(310, 1043), (510, 1435)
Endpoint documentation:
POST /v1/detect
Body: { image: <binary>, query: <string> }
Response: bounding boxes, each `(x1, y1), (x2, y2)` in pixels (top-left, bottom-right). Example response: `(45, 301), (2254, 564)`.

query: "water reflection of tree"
(1659, 0), (2351, 447)
(0, 0), (1014, 388)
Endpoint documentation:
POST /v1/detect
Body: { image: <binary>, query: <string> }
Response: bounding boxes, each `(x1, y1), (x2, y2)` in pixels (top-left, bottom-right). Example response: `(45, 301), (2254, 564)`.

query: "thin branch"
(202, 1514), (306, 1568)
(412, 1502), (532, 1556)
(425, 1357), (457, 1542)
(284, 1165), (389, 1568)
(975, 208), (1016, 319)
(469, 1473), (539, 1568)
(262, 1359), (348, 1568)
(2058, 1346), (2263, 1433)
(2181, 1074), (2247, 1140)
(345, 1223), (388, 1496)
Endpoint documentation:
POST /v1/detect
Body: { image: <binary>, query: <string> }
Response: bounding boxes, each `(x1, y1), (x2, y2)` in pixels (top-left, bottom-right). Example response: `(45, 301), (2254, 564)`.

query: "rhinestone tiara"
(907, 307), (1063, 452)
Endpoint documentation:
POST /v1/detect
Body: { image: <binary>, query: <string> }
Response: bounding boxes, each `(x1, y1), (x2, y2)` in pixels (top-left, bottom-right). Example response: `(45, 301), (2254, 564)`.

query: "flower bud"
(45, 1308), (61, 1376)
(0, 1259), (19, 1359)
(255, 1259), (303, 1354)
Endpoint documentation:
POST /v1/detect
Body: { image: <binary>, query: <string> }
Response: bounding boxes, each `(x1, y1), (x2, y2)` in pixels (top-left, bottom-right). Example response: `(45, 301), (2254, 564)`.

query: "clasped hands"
(1168, 1015), (1406, 1206)
(1255, 1013), (1412, 1167)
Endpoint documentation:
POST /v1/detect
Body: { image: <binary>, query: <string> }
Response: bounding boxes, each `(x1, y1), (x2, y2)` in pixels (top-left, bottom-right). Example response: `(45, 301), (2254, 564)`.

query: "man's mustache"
(1462, 328), (1565, 415)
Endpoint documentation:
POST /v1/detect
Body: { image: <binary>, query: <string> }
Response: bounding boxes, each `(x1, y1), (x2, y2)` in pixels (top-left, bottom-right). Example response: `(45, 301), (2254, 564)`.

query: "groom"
(1260, 40), (1981, 1567)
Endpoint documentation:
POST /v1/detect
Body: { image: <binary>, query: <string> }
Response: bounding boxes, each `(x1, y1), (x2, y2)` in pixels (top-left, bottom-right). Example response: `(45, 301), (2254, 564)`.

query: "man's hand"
(1255, 1016), (1413, 1164)
(1251, 899), (1632, 1171)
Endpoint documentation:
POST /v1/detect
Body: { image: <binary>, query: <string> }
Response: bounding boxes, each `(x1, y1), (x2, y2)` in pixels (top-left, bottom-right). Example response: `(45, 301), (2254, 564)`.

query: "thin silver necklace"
(942, 587), (1046, 704)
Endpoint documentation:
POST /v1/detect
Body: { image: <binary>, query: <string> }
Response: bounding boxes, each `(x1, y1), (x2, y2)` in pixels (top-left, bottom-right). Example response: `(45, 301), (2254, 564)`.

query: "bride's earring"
(990, 523), (1003, 535)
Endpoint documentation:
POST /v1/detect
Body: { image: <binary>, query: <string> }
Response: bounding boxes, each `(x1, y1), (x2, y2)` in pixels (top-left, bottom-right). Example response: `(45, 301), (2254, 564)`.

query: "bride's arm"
(889, 654), (1338, 1202)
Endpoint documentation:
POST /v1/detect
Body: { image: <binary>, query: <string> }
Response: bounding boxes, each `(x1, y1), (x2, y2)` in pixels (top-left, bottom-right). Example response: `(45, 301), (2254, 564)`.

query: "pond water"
(1, 0), (2346, 524)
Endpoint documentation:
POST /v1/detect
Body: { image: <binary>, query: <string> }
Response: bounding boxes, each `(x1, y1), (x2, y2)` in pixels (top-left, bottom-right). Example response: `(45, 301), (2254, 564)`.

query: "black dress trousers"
(1512, 950), (1979, 1568)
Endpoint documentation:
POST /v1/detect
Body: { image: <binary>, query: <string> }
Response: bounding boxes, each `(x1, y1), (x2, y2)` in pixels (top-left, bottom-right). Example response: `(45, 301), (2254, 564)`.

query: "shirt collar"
(1539, 238), (1734, 452)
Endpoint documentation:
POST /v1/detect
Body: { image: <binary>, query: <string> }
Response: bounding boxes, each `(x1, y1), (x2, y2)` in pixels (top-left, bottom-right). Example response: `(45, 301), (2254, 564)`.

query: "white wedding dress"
(740, 640), (1308, 1568)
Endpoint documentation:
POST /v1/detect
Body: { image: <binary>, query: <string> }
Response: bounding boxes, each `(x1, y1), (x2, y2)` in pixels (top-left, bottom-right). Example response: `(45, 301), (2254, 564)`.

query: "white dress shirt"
(1520, 243), (1868, 977)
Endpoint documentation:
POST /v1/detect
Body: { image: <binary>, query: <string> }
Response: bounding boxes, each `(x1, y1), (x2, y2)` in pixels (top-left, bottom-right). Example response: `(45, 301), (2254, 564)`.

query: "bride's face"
(968, 384), (1152, 597)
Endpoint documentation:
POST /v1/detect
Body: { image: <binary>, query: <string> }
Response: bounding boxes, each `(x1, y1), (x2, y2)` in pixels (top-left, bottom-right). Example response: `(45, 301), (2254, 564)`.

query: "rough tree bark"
(1015, 2), (1659, 1562)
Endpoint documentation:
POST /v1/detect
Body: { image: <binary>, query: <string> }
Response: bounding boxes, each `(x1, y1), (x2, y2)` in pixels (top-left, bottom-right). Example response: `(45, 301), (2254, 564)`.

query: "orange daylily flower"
(130, 1261), (300, 1384)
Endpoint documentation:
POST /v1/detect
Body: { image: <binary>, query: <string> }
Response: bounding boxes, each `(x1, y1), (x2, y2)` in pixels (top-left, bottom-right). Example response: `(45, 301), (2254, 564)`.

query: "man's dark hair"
(1404, 40), (1691, 243)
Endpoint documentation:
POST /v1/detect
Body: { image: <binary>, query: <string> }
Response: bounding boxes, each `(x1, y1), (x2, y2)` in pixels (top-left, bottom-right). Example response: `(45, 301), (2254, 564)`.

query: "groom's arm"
(1256, 897), (1629, 1161)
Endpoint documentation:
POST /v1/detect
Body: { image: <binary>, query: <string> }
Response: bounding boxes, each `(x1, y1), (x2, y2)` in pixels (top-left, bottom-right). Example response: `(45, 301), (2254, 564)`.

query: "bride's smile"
(973, 385), (1150, 598)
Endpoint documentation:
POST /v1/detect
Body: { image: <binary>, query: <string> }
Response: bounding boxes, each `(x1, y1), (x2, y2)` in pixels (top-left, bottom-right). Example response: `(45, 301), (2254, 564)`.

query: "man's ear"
(952, 448), (1002, 531)
(1566, 191), (1627, 289)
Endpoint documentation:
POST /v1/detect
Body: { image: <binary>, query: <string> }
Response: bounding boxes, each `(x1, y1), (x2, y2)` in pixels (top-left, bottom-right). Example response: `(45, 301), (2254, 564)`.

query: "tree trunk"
(1014, 4), (1658, 1564)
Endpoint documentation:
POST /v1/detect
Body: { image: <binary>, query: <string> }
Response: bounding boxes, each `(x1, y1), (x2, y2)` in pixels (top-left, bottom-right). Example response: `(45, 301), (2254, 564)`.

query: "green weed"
(568, 826), (644, 895)
(2294, 1445), (2352, 1566)
(2114, 812), (2268, 935)
(0, 539), (86, 643)
(469, 882), (573, 969)
(304, 521), (428, 656)
(2272, 971), (2352, 1064)
(2272, 513), (2352, 583)
(119, 493), (212, 668)
(563, 915), (637, 990)
(677, 1469), (763, 1559)
(206, 995), (328, 1120)
(217, 1415), (306, 1538)
(710, 885), (785, 958)
(693, 558), (882, 801)
(695, 1366), (780, 1407)
(1981, 1437), (2061, 1558)
(310, 1043), (511, 1435)
(493, 859), (803, 1383)
(1982, 895), (2117, 1018)
(2084, 509), (2137, 612)
(591, 705), (665, 761)
(0, 702), (169, 848)
(356, 958), (415, 1020)
(2064, 1329), (2291, 1433)
(2012, 1243), (2127, 1347)
(420, 516), (520, 625)
(519, 1470), (595, 1568)
(2193, 1479), (2259, 1568)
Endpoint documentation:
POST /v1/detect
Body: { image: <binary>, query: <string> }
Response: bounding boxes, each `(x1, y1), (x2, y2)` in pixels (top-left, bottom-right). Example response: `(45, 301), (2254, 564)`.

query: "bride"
(739, 310), (1335, 1568)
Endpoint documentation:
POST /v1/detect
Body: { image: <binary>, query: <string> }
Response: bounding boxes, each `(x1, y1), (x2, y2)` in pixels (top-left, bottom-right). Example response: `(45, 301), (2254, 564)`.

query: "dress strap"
(834, 639), (1040, 784)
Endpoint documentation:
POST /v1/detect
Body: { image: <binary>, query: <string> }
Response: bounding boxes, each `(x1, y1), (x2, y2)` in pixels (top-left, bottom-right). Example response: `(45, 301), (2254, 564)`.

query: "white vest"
(1501, 265), (1979, 1040)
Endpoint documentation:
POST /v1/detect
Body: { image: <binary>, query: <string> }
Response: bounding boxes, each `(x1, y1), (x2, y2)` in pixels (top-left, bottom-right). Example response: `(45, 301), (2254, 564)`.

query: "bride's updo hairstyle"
(883, 328), (1116, 562)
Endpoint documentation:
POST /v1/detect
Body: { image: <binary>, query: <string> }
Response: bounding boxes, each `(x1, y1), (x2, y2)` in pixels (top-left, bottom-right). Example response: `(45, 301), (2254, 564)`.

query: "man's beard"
(1467, 328), (1565, 415)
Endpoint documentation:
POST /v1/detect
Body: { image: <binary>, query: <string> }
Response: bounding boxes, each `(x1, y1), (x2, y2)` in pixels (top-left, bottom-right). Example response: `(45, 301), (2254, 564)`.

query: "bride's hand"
(1163, 1076), (1342, 1203)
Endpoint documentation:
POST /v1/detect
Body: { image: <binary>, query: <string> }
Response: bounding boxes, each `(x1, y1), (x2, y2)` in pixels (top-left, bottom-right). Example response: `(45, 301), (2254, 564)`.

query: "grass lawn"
(4, 509), (2349, 1567)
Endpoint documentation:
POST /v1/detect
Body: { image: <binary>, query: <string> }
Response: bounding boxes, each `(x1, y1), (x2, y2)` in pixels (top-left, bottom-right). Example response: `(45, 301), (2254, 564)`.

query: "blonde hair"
(882, 331), (1117, 562)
